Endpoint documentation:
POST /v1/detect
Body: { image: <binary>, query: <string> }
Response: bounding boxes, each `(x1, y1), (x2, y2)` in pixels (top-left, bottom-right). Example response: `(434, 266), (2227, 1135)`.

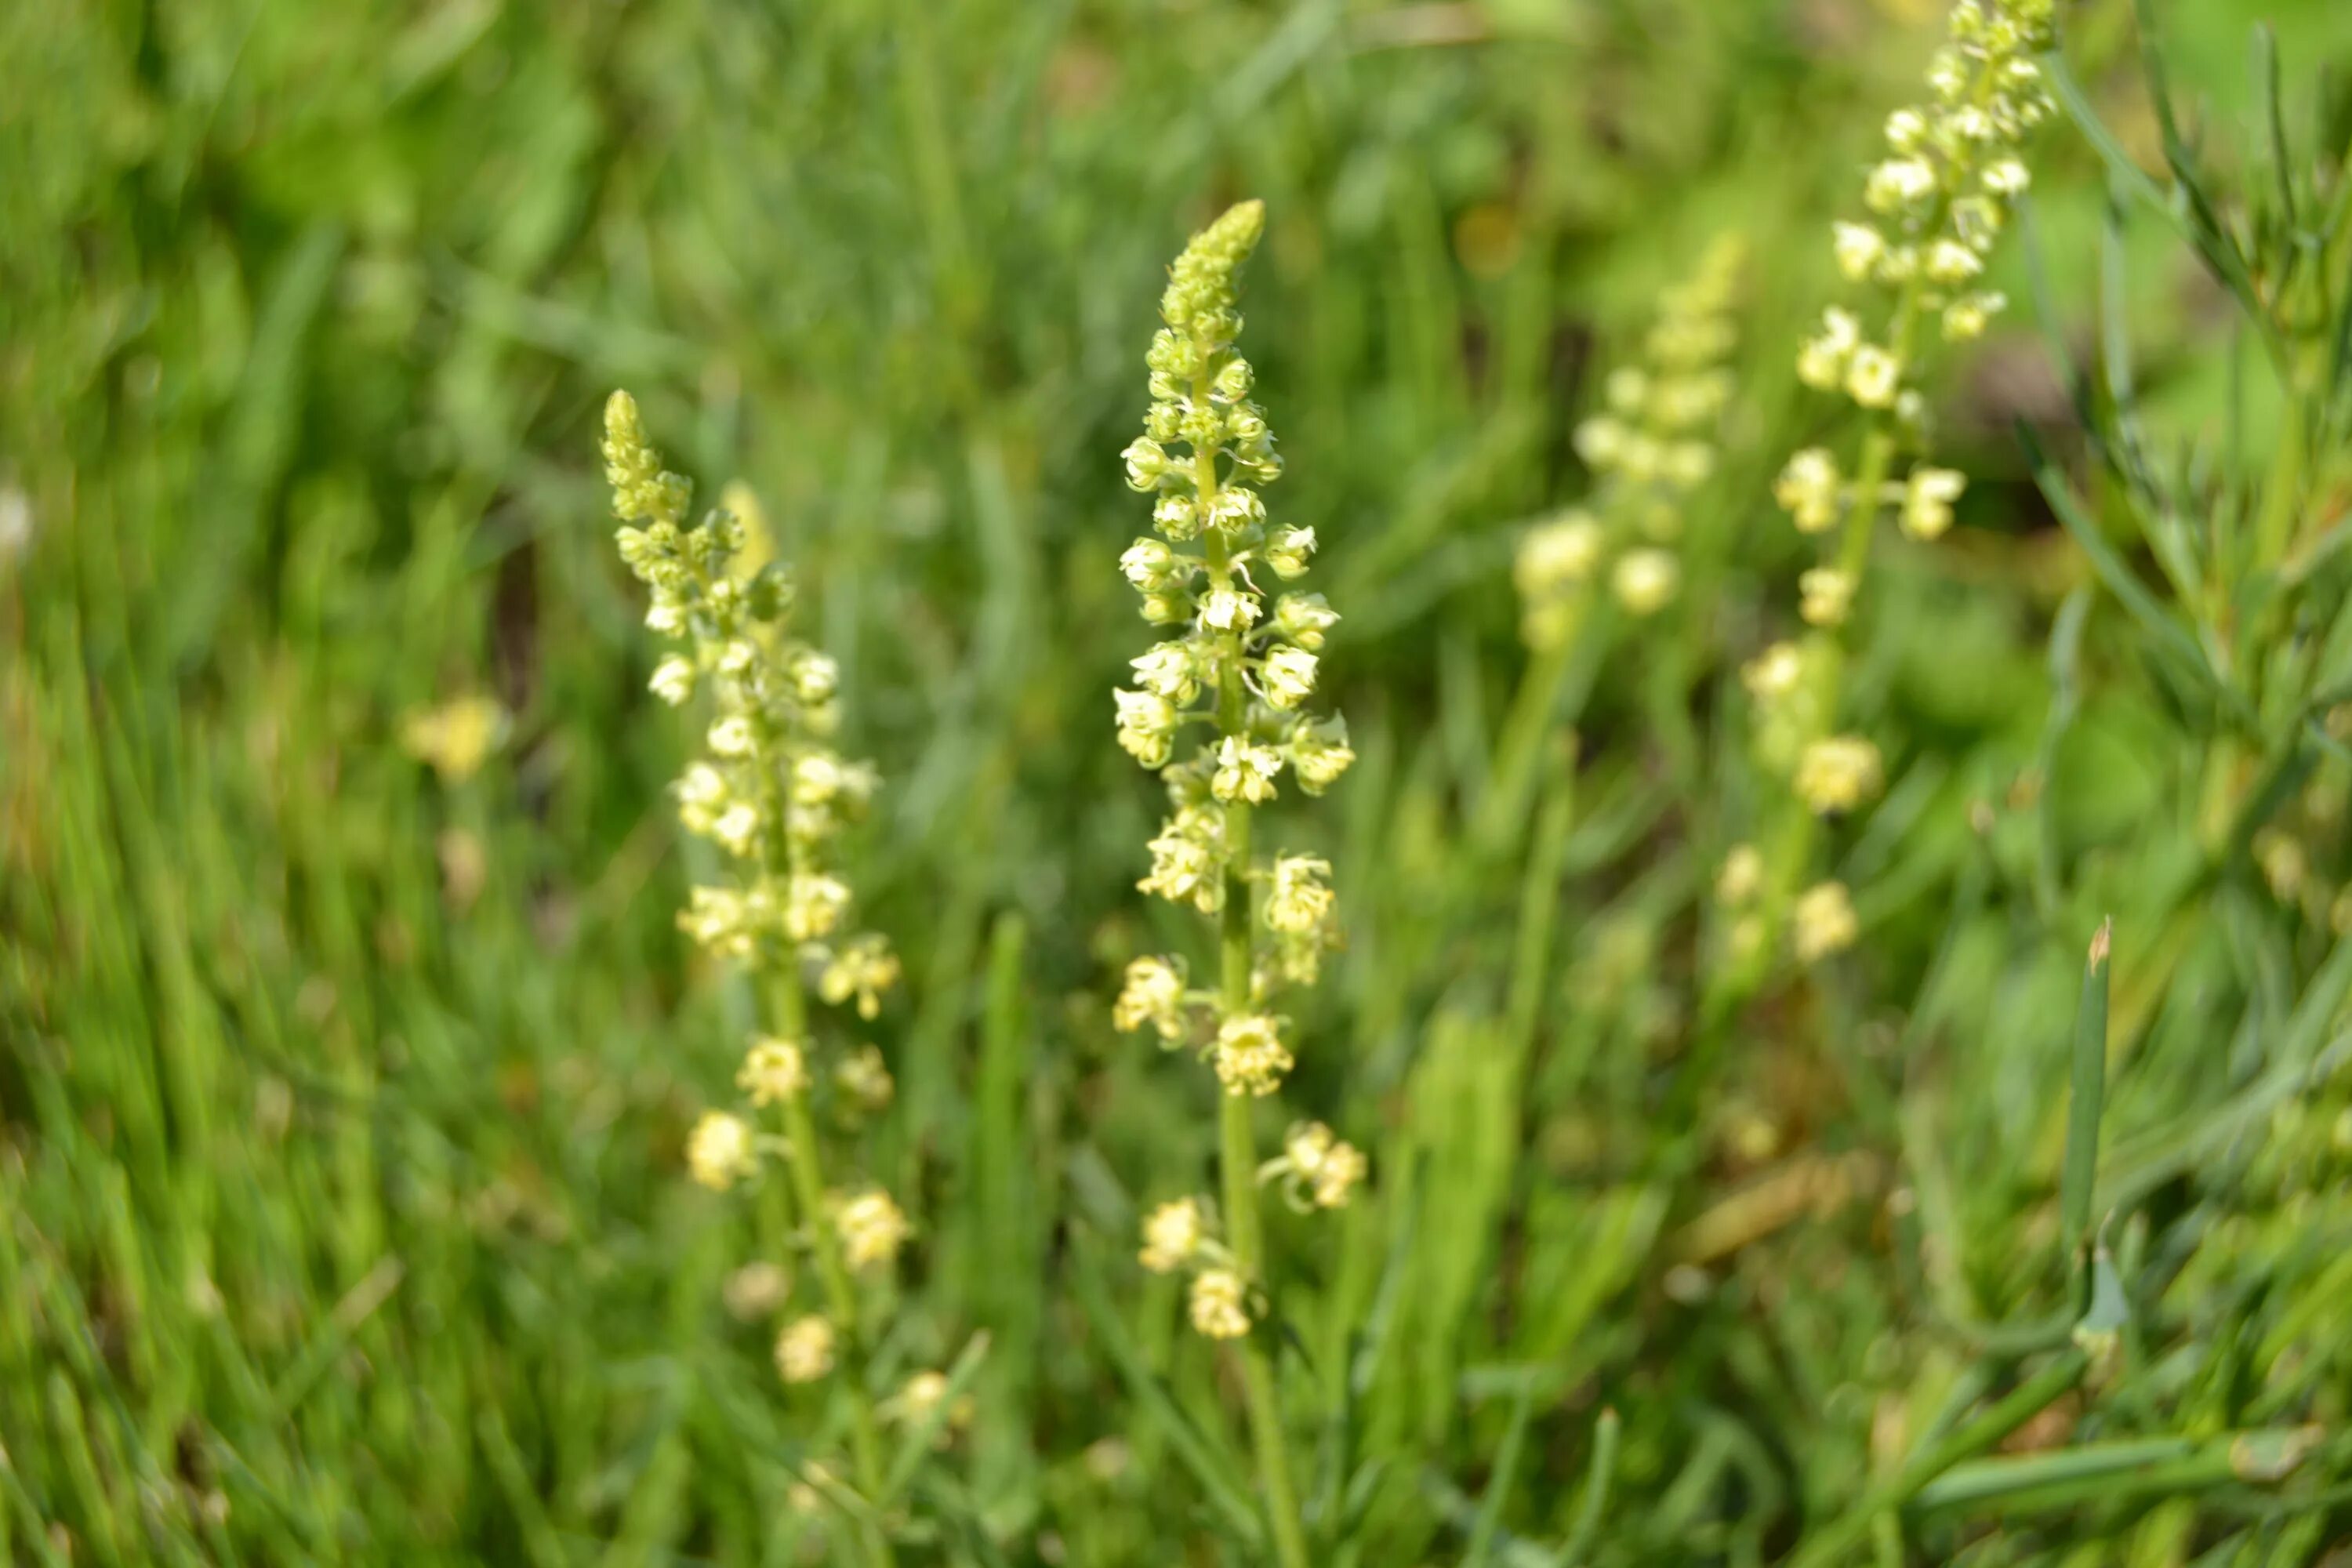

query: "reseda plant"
(1488, 236), (1744, 854)
(1722, 0), (2056, 987)
(601, 391), (931, 1563)
(1110, 200), (1359, 1568)
(1532, 234), (1747, 641)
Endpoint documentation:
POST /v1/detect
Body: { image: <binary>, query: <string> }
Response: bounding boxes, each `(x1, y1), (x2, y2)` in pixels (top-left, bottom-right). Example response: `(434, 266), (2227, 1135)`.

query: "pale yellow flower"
(737, 1036), (808, 1106)
(1261, 646), (1319, 710)
(723, 1261), (791, 1320)
(1900, 467), (1965, 541)
(1139, 808), (1223, 910)
(1189, 1268), (1253, 1339)
(1846, 345), (1900, 408)
(1864, 157), (1936, 213)
(649, 655), (696, 706)
(1743, 642), (1805, 702)
(687, 1111), (757, 1192)
(1211, 738), (1283, 804)
(1287, 717), (1356, 795)
(1281, 1123), (1367, 1209)
(1774, 448), (1843, 534)
(1832, 222), (1885, 281)
(1800, 568), (1856, 629)
(782, 873), (850, 942)
(818, 934), (901, 1019)
(1795, 736), (1885, 815)
(1942, 292), (2003, 342)
(834, 1045), (895, 1113)
(1139, 1197), (1204, 1274)
(399, 695), (509, 784)
(1610, 549), (1681, 617)
(1213, 1014), (1294, 1097)
(1265, 855), (1335, 937)
(1796, 307), (1861, 390)
(1198, 588), (1260, 633)
(836, 1189), (910, 1273)
(888, 1370), (974, 1441)
(1716, 844), (1763, 907)
(775, 1315), (837, 1384)
(1925, 239), (1983, 285)
(1794, 881), (1859, 964)
(1113, 956), (1188, 1040)
(1115, 688), (1178, 768)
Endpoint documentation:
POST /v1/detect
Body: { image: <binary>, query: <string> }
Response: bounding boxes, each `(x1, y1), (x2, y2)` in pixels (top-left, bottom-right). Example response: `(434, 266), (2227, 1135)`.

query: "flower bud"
(1123, 436), (1170, 492)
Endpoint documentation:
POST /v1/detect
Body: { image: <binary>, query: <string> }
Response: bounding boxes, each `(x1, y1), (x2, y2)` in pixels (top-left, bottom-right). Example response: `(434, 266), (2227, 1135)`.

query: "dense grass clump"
(5, 0), (2352, 1563)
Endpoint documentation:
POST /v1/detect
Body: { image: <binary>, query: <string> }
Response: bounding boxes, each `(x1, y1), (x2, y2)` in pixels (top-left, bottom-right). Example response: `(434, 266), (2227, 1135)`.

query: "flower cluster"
(1112, 204), (1367, 1349)
(1128, 1128), (1359, 1336)
(1111, 201), (1349, 1091)
(1745, 0), (2053, 967)
(1515, 236), (1744, 648)
(605, 392), (898, 989)
(1134, 1195), (1272, 1341)
(1258, 1121), (1367, 1212)
(604, 390), (910, 1392)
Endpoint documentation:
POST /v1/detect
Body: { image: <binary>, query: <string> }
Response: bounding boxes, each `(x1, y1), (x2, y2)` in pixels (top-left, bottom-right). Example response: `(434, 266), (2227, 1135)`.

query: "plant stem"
(1478, 636), (1573, 860)
(764, 969), (896, 1568)
(1707, 317), (1913, 1019)
(1193, 337), (1312, 1568)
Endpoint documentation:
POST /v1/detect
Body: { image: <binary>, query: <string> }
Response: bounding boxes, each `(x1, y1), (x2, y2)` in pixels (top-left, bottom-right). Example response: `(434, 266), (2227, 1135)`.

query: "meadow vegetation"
(6, 0), (2352, 1563)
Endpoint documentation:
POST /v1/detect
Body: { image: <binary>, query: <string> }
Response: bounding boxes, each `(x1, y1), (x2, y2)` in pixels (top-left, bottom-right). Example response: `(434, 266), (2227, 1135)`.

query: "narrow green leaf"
(1555, 1406), (1621, 1568)
(1464, 1388), (1534, 1568)
(2253, 26), (2298, 231)
(2060, 920), (2113, 1264)
(2020, 423), (2244, 724)
(2042, 51), (2172, 220)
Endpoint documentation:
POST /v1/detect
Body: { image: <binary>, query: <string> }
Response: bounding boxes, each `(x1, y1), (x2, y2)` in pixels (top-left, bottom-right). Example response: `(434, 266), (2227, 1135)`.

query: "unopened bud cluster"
(1516, 238), (1744, 648)
(604, 390), (909, 1384)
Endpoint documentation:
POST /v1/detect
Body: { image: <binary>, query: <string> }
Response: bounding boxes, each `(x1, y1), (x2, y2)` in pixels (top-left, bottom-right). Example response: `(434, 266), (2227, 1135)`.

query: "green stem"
(1193, 336), (1312, 1568)
(1221, 1094), (1310, 1568)
(1477, 599), (1624, 866)
(1713, 294), (1917, 1015)
(765, 970), (895, 1568)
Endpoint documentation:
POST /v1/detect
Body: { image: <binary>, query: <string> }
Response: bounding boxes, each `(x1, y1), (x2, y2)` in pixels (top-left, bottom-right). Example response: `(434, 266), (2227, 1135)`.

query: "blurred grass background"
(5, 0), (2352, 1562)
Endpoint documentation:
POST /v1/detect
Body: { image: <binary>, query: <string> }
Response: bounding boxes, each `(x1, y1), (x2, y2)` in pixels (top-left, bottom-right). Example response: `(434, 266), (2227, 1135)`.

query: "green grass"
(5, 0), (2352, 1563)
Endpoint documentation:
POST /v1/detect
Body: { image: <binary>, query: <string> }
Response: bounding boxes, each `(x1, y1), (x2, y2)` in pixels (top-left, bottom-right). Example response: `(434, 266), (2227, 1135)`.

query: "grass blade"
(1555, 1406), (1622, 1568)
(2060, 920), (2113, 1267)
(875, 1332), (991, 1512)
(1464, 1387), (1534, 1568)
(2019, 422), (2246, 725)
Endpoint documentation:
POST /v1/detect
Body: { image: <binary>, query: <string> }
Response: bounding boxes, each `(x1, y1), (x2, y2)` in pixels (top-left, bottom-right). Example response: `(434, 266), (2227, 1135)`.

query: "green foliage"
(5, 0), (2352, 1564)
